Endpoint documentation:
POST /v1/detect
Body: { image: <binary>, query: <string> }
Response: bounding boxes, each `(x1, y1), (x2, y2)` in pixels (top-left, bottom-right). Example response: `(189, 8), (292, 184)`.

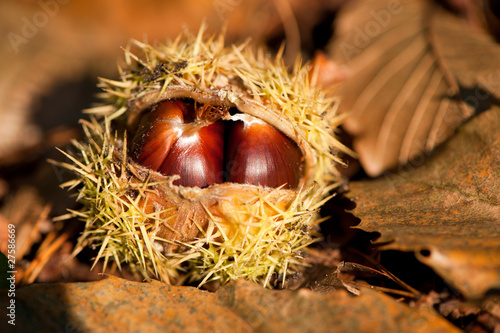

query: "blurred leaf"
(0, 0), (280, 163)
(329, 0), (500, 176)
(0, 275), (459, 332)
(0, 0), (347, 164)
(346, 108), (500, 299)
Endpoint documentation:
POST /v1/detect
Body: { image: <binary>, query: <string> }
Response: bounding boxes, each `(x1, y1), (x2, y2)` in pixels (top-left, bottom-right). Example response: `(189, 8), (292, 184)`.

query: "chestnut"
(159, 121), (224, 188)
(132, 100), (186, 171)
(225, 116), (302, 189)
(132, 100), (225, 188)
(132, 100), (303, 189)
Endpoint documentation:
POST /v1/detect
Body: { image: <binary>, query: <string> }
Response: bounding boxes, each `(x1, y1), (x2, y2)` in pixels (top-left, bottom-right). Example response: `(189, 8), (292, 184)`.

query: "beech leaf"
(329, 0), (500, 176)
(0, 276), (459, 332)
(346, 108), (500, 299)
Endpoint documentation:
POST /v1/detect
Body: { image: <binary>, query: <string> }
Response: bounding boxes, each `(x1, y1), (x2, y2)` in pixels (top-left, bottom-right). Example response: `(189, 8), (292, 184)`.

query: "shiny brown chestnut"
(131, 99), (303, 189)
(225, 115), (302, 189)
(132, 100), (225, 188)
(133, 100), (186, 171)
(159, 121), (224, 188)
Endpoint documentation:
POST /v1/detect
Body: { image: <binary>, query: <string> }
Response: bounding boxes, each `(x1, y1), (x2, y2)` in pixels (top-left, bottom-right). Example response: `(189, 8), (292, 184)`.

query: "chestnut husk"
(59, 26), (348, 287)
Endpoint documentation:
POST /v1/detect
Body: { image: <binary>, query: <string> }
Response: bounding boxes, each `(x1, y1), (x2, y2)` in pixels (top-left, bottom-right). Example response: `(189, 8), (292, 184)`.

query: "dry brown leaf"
(0, 275), (252, 333)
(328, 0), (500, 176)
(345, 108), (500, 299)
(0, 187), (47, 258)
(219, 279), (459, 332)
(0, 275), (459, 332)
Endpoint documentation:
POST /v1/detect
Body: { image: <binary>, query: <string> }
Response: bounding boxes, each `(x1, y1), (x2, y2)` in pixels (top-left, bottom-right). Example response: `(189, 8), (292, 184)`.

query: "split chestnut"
(132, 99), (303, 189)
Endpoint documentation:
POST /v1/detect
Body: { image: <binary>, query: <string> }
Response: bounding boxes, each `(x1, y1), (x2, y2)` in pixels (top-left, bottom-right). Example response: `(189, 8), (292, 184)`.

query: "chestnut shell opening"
(130, 98), (304, 189)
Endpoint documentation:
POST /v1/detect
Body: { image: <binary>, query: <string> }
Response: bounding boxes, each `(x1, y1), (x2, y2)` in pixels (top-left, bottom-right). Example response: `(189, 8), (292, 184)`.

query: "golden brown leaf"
(329, 0), (500, 176)
(346, 108), (500, 299)
(0, 276), (459, 332)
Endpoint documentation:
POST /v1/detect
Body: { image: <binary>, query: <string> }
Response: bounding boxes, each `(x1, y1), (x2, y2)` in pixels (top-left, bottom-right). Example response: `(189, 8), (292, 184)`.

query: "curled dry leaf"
(0, 276), (459, 333)
(0, 187), (47, 258)
(328, 0), (500, 176)
(346, 108), (500, 299)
